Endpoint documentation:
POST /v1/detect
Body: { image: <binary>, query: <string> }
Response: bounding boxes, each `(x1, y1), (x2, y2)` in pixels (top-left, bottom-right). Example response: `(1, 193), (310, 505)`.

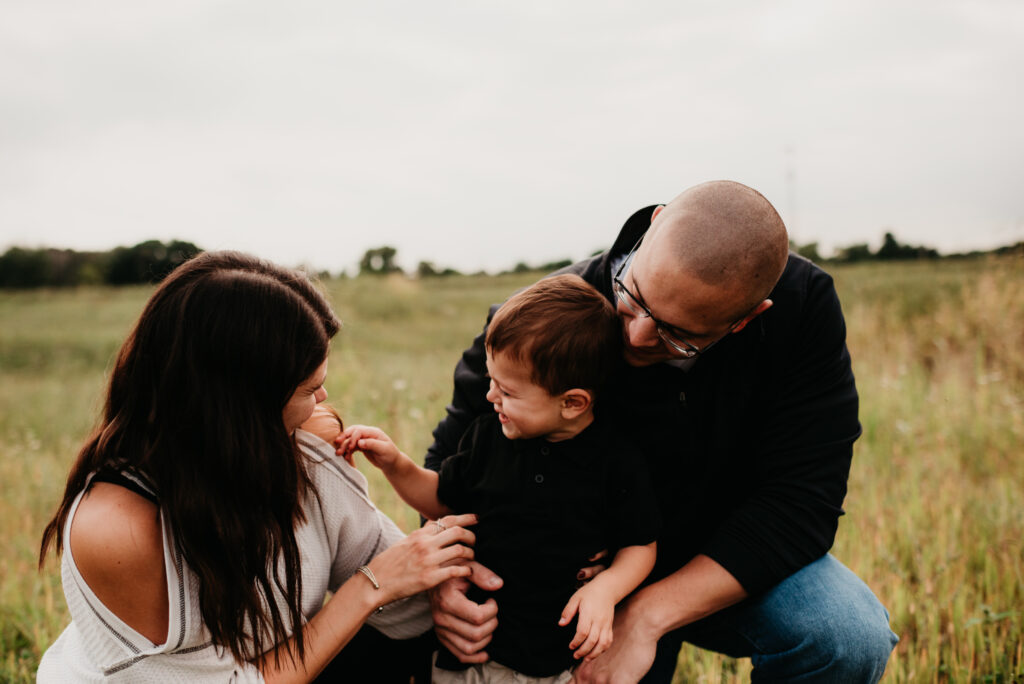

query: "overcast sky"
(2, 1), (1022, 274)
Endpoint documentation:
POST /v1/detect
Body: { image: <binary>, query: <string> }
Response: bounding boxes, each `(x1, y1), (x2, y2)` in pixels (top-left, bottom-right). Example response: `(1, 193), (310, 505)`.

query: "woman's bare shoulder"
(301, 403), (344, 444)
(69, 482), (169, 644)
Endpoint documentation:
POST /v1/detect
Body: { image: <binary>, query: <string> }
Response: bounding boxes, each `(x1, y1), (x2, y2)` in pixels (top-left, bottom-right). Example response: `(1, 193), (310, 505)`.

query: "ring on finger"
(434, 519), (446, 533)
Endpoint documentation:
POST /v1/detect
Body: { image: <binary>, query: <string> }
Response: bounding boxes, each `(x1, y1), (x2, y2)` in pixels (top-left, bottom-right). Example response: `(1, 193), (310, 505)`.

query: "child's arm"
(559, 541), (657, 662)
(337, 425), (453, 521)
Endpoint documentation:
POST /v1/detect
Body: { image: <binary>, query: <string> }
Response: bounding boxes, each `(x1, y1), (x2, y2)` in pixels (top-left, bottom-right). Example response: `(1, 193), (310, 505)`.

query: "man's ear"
(560, 389), (594, 419)
(729, 299), (773, 334)
(651, 205), (665, 223)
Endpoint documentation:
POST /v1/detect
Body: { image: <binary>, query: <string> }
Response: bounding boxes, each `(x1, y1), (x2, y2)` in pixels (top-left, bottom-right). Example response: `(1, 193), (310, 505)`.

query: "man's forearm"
(625, 554), (748, 640)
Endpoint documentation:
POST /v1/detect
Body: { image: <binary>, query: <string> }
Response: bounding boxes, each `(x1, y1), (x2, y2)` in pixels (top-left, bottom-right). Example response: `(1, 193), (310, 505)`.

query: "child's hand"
(336, 425), (402, 471)
(558, 580), (615, 661)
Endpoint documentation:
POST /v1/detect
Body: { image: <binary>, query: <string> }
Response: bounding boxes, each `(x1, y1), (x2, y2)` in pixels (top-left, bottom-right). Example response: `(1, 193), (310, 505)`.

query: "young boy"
(338, 274), (659, 682)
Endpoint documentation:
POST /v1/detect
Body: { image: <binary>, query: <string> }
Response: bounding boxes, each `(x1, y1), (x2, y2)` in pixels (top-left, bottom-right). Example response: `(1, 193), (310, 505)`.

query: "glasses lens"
(657, 328), (698, 357)
(613, 279), (642, 315)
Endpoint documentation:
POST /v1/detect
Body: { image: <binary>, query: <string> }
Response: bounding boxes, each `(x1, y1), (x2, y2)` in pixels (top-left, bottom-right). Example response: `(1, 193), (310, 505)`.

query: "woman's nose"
(315, 387), (328, 403)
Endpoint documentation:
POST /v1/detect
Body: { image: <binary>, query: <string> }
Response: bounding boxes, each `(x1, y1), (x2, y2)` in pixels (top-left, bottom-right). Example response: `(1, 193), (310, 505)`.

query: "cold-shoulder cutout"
(68, 482), (169, 645)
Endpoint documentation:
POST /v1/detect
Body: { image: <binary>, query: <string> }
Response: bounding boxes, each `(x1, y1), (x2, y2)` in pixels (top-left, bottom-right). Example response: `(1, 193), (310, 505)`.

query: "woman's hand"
(365, 513), (478, 605)
(337, 425), (403, 471)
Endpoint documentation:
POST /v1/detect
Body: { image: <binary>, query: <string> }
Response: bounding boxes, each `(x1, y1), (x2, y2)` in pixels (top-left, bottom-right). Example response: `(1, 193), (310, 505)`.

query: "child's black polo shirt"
(436, 413), (660, 677)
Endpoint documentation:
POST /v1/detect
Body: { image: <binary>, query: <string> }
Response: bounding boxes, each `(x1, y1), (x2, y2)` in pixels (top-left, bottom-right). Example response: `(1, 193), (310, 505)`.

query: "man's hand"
(576, 549), (608, 582)
(572, 598), (658, 684)
(430, 560), (503, 663)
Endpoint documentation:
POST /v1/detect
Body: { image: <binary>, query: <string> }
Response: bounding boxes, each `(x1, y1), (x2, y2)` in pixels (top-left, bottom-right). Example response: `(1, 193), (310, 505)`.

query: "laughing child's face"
(484, 350), (578, 442)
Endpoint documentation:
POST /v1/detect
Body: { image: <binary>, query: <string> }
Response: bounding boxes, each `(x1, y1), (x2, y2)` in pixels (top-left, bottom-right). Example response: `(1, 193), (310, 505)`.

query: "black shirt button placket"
(536, 446), (550, 483)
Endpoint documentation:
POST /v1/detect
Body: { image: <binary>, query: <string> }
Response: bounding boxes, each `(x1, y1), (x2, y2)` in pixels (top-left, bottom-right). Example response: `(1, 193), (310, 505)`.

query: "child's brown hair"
(485, 274), (621, 396)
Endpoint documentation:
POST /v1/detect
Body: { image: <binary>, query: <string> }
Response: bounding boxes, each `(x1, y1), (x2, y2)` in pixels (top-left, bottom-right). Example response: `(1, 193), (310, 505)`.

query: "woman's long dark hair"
(40, 251), (341, 666)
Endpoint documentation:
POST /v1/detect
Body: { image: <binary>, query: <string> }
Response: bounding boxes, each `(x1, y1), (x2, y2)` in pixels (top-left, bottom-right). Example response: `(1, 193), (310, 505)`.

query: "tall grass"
(831, 259), (1023, 683)
(0, 259), (1020, 682)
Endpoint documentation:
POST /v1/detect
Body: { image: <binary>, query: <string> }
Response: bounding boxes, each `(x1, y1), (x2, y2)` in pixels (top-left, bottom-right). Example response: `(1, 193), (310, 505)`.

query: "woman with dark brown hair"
(37, 251), (475, 682)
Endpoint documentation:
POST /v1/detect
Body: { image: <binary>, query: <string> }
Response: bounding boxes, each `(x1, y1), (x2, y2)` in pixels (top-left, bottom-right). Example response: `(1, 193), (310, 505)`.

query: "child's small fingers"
(559, 595), (581, 626)
(568, 619), (590, 649)
(585, 628), (613, 661)
(573, 630), (599, 659)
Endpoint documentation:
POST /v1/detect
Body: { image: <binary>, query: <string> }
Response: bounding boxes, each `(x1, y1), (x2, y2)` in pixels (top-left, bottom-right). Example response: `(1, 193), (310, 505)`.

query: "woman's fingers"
(436, 563), (473, 584)
(434, 541), (474, 566)
(362, 514), (482, 604)
(438, 513), (478, 529)
(433, 524), (476, 547)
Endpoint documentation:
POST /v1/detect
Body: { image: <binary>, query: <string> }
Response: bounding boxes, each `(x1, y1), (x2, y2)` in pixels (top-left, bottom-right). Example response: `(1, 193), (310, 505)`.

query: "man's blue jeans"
(640, 555), (898, 683)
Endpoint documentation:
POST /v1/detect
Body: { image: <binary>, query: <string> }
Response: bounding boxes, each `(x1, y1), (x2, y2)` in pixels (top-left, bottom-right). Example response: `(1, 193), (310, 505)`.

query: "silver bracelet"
(356, 565), (380, 589)
(356, 565), (385, 614)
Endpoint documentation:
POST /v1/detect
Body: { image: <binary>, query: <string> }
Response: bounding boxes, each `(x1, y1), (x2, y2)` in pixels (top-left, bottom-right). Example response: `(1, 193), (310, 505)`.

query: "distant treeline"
(793, 232), (1023, 264)
(0, 240), (201, 289)
(2, 234), (1021, 289)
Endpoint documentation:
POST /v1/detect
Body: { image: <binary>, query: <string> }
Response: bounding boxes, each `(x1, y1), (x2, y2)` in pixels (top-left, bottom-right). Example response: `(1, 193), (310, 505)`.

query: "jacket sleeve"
(424, 305), (499, 472)
(699, 263), (861, 595)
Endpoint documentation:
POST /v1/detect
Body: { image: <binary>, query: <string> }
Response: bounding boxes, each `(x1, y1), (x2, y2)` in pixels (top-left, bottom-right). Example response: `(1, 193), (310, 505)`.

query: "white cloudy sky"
(2, 1), (1022, 274)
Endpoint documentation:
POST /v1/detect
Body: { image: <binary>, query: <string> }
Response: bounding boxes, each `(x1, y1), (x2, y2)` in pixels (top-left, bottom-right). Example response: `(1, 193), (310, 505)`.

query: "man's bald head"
(646, 180), (790, 321)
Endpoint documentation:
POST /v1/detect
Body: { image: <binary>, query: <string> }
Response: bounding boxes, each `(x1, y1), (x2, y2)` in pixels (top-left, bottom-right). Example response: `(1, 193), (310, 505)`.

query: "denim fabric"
(640, 555), (898, 683)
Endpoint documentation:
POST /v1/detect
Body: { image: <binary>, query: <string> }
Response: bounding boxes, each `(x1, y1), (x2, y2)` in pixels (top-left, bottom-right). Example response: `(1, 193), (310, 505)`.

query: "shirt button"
(534, 474), (544, 483)
(540, 447), (550, 456)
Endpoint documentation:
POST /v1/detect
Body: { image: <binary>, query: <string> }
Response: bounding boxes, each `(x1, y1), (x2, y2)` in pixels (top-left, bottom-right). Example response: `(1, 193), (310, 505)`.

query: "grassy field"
(1, 258), (1021, 682)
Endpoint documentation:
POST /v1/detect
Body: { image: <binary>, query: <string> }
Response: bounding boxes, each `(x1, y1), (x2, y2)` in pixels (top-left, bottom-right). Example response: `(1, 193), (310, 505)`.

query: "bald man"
(424, 181), (897, 683)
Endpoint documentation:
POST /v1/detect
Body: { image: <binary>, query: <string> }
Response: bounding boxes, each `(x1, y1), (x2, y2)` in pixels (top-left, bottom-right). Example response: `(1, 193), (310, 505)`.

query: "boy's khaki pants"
(431, 652), (572, 684)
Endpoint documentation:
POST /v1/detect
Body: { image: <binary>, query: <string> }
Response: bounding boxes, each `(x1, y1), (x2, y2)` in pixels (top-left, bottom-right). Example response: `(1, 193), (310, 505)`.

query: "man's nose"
(625, 314), (661, 348)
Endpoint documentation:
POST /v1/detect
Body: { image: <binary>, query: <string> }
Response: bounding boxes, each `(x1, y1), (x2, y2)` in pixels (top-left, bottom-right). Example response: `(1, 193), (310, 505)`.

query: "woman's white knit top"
(38, 430), (432, 682)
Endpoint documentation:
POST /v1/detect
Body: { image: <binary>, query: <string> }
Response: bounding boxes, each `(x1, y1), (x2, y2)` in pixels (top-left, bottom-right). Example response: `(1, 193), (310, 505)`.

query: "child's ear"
(560, 389), (594, 419)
